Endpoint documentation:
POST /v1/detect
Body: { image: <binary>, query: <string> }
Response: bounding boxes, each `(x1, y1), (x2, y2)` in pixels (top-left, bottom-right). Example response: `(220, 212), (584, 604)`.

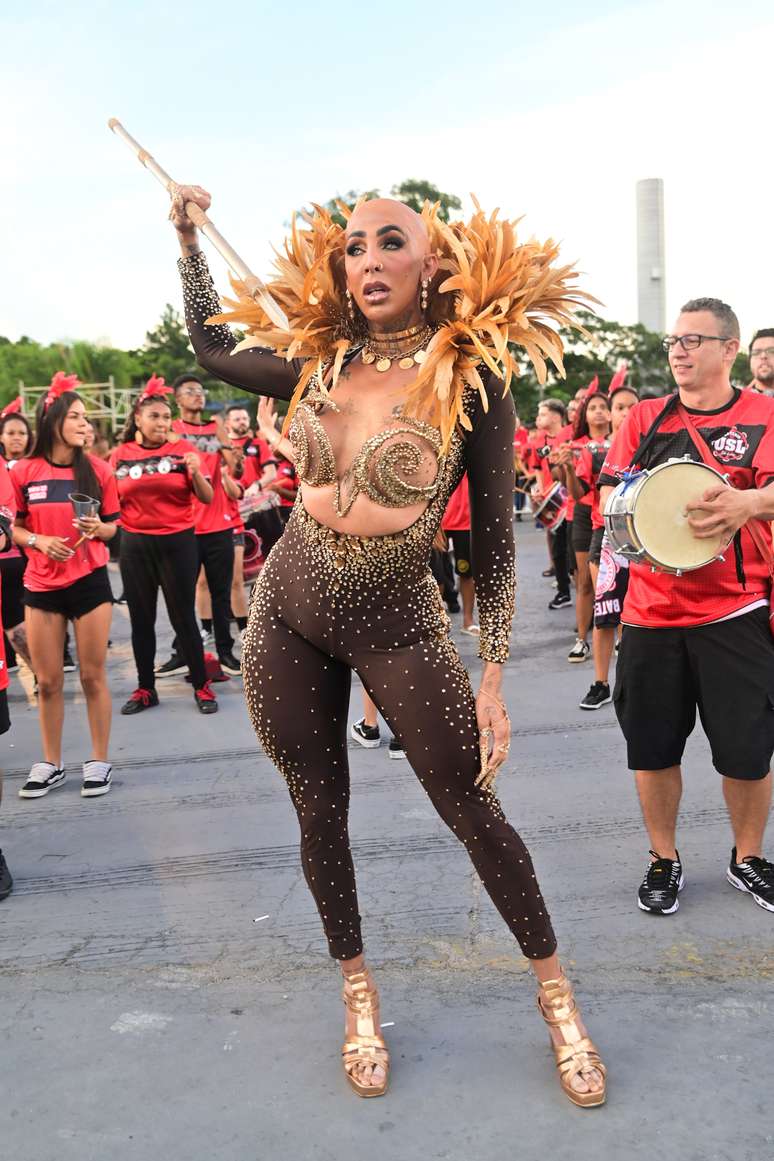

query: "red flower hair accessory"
(44, 371), (81, 411)
(137, 373), (173, 405)
(0, 396), (22, 419)
(608, 362), (628, 393)
(583, 374), (601, 399)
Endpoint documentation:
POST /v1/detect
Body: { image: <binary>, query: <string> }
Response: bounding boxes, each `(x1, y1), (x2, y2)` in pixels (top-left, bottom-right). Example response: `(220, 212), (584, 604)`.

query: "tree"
(391, 179), (462, 223)
(140, 304), (195, 385)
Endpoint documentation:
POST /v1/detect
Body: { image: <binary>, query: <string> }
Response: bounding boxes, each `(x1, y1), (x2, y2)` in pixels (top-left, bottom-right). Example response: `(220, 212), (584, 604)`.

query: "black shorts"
(233, 531), (246, 548)
(571, 502), (593, 554)
(566, 520), (577, 575)
(613, 606), (774, 780)
(0, 687), (9, 735)
(446, 529), (473, 578)
(588, 526), (605, 567)
(0, 555), (26, 629)
(23, 566), (114, 620)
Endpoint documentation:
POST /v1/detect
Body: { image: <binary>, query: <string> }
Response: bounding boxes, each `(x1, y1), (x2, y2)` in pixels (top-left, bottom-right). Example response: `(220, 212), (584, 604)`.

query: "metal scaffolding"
(18, 378), (134, 435)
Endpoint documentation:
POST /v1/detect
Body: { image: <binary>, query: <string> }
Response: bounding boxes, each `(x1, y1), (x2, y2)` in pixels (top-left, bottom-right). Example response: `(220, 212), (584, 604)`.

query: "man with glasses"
(748, 329), (774, 395)
(598, 298), (774, 917)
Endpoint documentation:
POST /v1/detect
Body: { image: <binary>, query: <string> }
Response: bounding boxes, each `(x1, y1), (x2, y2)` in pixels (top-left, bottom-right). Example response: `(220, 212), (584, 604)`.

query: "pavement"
(0, 521), (771, 1161)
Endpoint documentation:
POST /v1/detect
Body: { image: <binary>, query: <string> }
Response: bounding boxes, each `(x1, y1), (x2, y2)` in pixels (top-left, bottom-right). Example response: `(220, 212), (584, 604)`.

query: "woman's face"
(586, 396), (611, 430)
(137, 402), (172, 445)
(344, 199), (438, 331)
(1, 418), (29, 458)
(84, 421), (95, 449)
(58, 400), (90, 448)
(611, 389), (638, 433)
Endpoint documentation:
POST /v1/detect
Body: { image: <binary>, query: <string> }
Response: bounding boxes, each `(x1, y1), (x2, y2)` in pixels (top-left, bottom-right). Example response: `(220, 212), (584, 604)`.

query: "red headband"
(0, 396), (22, 420)
(137, 373), (173, 406)
(44, 371), (81, 411)
(608, 362), (628, 393)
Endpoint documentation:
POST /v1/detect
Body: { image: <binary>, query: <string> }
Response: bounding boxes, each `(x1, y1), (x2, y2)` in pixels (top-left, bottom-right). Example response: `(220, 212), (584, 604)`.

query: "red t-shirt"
(0, 462), (21, 562)
(575, 439), (611, 528)
(0, 466), (15, 693)
(109, 440), (200, 535)
(442, 475), (471, 531)
(172, 419), (240, 536)
(599, 390), (774, 627)
(12, 455), (120, 592)
(273, 458), (299, 508)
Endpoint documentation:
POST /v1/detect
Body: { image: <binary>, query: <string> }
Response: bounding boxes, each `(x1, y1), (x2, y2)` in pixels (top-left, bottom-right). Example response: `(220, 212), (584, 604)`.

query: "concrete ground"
(1, 521), (771, 1161)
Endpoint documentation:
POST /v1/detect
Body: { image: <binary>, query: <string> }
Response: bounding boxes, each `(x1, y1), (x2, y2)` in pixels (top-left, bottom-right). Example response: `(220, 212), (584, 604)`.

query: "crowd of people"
(2, 176), (774, 1109)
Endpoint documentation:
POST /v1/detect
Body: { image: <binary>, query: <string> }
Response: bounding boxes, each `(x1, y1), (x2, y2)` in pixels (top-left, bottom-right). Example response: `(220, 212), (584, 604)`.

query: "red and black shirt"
(599, 390), (774, 627)
(172, 419), (240, 535)
(109, 440), (200, 535)
(575, 439), (611, 529)
(12, 455), (120, 592)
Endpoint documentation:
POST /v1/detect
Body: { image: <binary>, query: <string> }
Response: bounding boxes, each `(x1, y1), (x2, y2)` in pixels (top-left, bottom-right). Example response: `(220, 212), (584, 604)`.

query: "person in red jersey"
(554, 386), (611, 663)
(11, 373), (119, 800)
(0, 463), (14, 899)
(579, 385), (639, 711)
(533, 398), (572, 608)
(110, 376), (218, 717)
(599, 297), (774, 917)
(0, 404), (34, 673)
(155, 373), (242, 677)
(440, 474), (478, 634)
(512, 414), (529, 521)
(747, 328), (774, 396)
(222, 403), (257, 639)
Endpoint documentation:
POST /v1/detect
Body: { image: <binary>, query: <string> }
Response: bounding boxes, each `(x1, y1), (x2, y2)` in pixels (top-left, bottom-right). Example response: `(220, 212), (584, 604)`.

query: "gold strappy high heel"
(341, 969), (390, 1098)
(537, 973), (606, 1108)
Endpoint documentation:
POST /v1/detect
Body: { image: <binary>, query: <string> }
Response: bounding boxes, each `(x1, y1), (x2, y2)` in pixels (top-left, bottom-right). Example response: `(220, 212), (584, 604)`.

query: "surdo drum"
(603, 457), (729, 575)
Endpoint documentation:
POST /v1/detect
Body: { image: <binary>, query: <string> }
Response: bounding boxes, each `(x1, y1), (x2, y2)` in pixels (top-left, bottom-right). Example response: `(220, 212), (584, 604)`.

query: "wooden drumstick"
(107, 118), (289, 332)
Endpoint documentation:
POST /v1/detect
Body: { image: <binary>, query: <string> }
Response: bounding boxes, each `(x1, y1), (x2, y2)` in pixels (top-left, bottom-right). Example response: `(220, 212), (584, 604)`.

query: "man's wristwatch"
(27, 534), (38, 549)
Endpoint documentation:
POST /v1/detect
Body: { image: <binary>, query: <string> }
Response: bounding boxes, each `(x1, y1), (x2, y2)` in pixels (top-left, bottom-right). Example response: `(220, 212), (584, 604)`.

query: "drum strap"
(674, 403), (774, 592)
(627, 393), (679, 469)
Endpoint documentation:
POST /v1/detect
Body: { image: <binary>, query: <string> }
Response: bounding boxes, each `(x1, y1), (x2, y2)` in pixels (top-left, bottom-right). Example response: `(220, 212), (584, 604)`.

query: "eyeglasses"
(750, 347), (774, 360)
(661, 334), (731, 353)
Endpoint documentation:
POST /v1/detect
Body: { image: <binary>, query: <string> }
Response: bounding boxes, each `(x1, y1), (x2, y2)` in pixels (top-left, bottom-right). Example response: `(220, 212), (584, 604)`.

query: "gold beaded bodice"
(288, 374), (445, 519)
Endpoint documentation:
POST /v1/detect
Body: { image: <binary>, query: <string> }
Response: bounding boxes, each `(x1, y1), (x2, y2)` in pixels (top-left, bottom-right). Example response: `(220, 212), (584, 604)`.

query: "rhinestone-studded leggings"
(242, 506), (557, 962)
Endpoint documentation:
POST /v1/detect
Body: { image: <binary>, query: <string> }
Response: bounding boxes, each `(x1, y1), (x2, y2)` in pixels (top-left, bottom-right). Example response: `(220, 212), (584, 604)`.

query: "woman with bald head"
(169, 187), (606, 1106)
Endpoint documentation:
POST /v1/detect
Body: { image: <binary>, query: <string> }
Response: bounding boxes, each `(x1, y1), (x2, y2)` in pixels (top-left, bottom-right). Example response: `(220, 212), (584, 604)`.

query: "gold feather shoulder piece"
(207, 197), (596, 452)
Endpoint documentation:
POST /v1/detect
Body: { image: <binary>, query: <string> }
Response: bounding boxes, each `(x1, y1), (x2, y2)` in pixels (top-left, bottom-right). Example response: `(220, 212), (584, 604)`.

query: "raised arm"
(170, 185), (302, 402)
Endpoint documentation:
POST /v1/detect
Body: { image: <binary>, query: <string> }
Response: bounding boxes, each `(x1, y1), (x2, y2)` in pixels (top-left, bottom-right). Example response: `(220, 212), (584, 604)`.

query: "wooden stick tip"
(108, 117), (120, 130)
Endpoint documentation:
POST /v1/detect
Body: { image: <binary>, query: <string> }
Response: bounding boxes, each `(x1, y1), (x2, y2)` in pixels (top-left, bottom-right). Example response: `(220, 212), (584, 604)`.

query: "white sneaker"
(567, 638), (590, 663)
(81, 761), (112, 798)
(19, 763), (66, 799)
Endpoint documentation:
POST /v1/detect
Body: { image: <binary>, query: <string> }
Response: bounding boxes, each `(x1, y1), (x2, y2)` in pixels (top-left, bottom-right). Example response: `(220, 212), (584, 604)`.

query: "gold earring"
(421, 279), (429, 312)
(346, 288), (355, 320)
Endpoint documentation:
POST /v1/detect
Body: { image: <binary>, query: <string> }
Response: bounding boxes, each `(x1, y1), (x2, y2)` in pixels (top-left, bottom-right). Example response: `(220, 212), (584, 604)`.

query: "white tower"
(636, 179), (666, 333)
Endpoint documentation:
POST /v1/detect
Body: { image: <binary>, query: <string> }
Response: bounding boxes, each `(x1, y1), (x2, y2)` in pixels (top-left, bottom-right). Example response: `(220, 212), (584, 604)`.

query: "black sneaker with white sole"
(81, 761), (112, 798)
(155, 653), (188, 678)
(548, 592), (571, 610)
(219, 653), (242, 676)
(351, 718), (381, 748)
(62, 647), (76, 673)
(0, 850), (12, 901)
(388, 738), (406, 760)
(727, 847), (774, 912)
(637, 850), (684, 914)
(579, 681), (611, 710)
(18, 763), (66, 799)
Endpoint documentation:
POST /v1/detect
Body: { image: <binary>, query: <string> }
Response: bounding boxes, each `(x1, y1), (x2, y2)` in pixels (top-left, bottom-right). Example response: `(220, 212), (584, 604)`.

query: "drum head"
(633, 462), (727, 570)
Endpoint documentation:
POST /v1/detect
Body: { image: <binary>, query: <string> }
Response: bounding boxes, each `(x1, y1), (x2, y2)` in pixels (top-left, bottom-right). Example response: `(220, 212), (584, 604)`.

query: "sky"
(1, 0), (771, 354)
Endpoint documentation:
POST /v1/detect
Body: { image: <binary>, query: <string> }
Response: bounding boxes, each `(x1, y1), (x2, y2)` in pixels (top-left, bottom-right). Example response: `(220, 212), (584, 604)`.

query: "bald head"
(346, 198), (430, 255)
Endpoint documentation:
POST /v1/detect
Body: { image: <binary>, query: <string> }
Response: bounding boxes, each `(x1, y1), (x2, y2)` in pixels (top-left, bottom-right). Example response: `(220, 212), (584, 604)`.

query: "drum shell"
(533, 482), (568, 531)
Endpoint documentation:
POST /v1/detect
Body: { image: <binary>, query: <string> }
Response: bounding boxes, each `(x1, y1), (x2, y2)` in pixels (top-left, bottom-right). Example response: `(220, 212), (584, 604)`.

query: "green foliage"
(390, 179), (462, 223)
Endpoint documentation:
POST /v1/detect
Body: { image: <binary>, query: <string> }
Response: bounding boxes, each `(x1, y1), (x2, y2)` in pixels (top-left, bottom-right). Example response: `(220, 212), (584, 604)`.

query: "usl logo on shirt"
(711, 427), (749, 462)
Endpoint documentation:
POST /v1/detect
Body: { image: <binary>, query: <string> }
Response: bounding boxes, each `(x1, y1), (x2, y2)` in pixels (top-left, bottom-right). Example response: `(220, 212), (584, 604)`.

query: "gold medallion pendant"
(361, 324), (434, 373)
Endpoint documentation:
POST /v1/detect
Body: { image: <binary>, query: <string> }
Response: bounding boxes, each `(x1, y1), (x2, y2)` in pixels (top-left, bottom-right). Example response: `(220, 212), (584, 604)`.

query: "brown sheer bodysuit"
(179, 251), (557, 961)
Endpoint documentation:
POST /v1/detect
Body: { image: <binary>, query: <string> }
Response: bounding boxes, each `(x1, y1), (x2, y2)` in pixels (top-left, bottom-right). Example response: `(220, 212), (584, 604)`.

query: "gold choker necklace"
(361, 324), (434, 372)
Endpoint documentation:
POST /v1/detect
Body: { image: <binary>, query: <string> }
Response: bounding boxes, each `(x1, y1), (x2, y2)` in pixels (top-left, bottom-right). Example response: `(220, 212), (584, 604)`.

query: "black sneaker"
(727, 848), (774, 912)
(548, 592), (571, 610)
(579, 681), (611, 710)
(62, 647), (76, 673)
(155, 653), (188, 678)
(542, 567), (555, 578)
(219, 652), (242, 676)
(81, 761), (112, 798)
(388, 738), (406, 760)
(637, 850), (684, 914)
(351, 718), (381, 748)
(567, 638), (590, 663)
(121, 688), (159, 715)
(18, 763), (66, 799)
(0, 850), (12, 901)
